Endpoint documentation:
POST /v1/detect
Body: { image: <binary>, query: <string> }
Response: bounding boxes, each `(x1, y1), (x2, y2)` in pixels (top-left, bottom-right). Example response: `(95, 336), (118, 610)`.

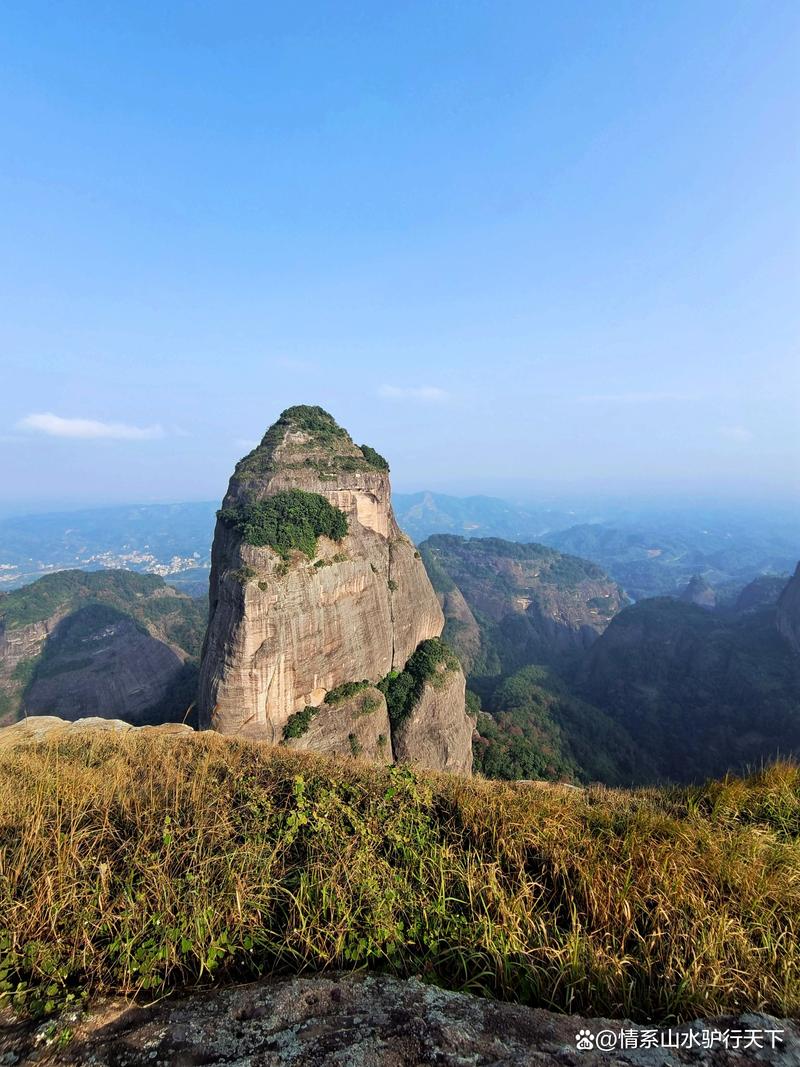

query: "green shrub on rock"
(324, 680), (370, 706)
(378, 638), (459, 728)
(219, 489), (348, 560)
(359, 444), (390, 471)
(282, 705), (319, 740)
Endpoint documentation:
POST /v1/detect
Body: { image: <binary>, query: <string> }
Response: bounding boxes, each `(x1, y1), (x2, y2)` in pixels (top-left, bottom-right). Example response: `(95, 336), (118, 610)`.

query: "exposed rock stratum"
(197, 406), (473, 773)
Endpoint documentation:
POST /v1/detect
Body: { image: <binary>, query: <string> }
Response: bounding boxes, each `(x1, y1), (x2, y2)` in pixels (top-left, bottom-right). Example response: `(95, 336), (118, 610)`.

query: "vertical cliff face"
(777, 563), (800, 655)
(197, 406), (472, 773)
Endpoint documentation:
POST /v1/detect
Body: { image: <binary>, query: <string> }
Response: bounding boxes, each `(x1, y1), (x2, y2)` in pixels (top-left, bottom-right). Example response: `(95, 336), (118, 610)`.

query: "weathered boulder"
(0, 714), (193, 751)
(281, 685), (392, 764)
(197, 406), (472, 773)
(392, 664), (473, 775)
(4, 974), (797, 1066)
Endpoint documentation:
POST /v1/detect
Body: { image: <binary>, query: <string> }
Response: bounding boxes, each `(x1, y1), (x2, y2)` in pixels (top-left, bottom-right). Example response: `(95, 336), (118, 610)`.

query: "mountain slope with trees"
(0, 570), (205, 725)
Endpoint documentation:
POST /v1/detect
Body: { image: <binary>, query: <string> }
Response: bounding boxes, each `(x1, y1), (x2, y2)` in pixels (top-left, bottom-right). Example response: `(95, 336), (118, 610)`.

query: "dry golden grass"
(0, 731), (798, 1021)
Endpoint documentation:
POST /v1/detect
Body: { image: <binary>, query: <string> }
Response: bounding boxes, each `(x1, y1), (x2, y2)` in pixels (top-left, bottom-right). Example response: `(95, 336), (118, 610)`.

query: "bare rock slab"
(3, 974), (798, 1066)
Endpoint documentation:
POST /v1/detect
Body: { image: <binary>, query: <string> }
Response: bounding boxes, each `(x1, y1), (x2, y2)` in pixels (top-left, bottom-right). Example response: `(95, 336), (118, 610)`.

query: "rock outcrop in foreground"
(197, 406), (473, 773)
(4, 974), (796, 1066)
(0, 715), (193, 751)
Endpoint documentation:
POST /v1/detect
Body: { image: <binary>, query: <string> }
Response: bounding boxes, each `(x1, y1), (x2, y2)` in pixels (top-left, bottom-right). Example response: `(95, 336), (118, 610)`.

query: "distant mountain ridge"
(419, 534), (627, 677)
(0, 570), (205, 725)
(418, 531), (800, 786)
(542, 517), (799, 600)
(417, 534), (645, 784)
(393, 492), (579, 543)
(2, 494), (796, 605)
(0, 502), (216, 593)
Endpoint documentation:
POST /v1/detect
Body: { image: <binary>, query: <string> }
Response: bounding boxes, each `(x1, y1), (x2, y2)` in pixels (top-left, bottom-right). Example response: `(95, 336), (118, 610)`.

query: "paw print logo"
(575, 1029), (595, 1051)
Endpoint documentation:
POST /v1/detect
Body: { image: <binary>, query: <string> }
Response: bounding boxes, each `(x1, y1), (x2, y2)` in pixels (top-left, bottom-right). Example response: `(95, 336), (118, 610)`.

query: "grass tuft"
(0, 734), (797, 1022)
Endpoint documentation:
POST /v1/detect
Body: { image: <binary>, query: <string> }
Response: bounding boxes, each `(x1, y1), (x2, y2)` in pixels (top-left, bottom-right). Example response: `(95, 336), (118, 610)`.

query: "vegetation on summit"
(421, 535), (608, 589)
(232, 406), (392, 482)
(359, 444), (390, 471)
(219, 489), (348, 560)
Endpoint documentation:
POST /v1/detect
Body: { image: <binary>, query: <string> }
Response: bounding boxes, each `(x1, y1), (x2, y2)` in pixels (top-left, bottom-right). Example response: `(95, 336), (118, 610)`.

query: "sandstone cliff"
(392, 663), (472, 774)
(735, 574), (788, 613)
(197, 406), (472, 773)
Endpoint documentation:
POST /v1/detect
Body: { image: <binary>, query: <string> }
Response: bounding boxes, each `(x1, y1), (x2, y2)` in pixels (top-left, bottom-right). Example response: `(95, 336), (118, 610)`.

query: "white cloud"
(577, 391), (698, 405)
(378, 385), (449, 403)
(17, 413), (164, 440)
(719, 425), (754, 443)
(234, 438), (259, 451)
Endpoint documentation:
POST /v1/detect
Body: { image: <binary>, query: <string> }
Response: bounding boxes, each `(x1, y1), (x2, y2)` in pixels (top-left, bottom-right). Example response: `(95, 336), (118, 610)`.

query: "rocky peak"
(198, 407), (473, 773)
(224, 406), (393, 537)
(735, 574), (789, 613)
(679, 574), (716, 610)
(0, 570), (205, 726)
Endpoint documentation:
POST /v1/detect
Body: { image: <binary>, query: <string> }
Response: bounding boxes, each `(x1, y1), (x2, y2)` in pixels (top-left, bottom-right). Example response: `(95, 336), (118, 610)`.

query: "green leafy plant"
(359, 444), (389, 471)
(282, 705), (319, 740)
(356, 693), (381, 717)
(230, 566), (256, 584)
(314, 552), (349, 570)
(1, 734), (797, 1022)
(324, 680), (370, 706)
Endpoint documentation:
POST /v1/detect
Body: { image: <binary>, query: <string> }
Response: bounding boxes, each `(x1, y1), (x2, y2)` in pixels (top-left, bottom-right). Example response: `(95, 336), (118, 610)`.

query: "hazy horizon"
(2, 479), (800, 528)
(2, 2), (798, 509)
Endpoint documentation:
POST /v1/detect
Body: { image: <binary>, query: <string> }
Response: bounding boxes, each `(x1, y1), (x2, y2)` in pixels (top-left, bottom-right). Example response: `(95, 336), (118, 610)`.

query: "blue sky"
(1, 1), (798, 509)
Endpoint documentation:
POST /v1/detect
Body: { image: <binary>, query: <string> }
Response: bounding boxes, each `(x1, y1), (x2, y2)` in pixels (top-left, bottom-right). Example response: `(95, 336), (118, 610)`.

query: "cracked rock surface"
(2, 974), (797, 1066)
